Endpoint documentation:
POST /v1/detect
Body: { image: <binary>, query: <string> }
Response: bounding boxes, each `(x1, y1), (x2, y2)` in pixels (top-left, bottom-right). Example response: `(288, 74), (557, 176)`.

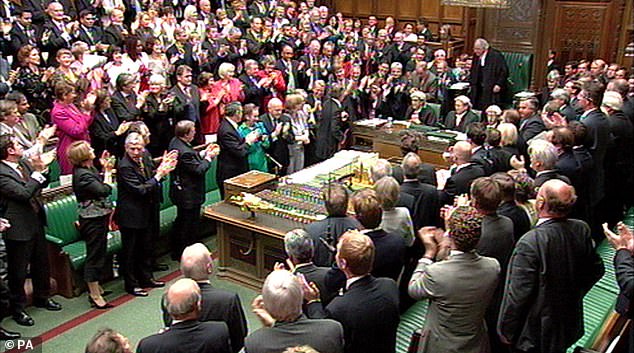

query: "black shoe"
(0, 327), (21, 340)
(142, 279), (165, 288)
(101, 290), (113, 296)
(127, 288), (148, 297)
(12, 312), (34, 326)
(33, 299), (62, 311)
(152, 263), (169, 272)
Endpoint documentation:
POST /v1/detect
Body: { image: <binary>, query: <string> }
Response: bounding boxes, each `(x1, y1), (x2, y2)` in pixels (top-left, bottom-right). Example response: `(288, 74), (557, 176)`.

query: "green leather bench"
(394, 240), (619, 353)
(45, 194), (123, 298)
(45, 159), (222, 297)
(501, 51), (533, 95)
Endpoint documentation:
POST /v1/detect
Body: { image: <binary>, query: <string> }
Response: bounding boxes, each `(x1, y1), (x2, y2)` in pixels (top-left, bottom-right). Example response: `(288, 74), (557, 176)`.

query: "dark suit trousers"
(5, 231), (51, 313)
(170, 205), (201, 259)
(79, 215), (109, 282)
(120, 226), (153, 290)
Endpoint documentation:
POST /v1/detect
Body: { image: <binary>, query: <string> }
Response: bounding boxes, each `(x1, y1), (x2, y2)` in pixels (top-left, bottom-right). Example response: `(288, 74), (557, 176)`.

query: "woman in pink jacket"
(51, 82), (95, 175)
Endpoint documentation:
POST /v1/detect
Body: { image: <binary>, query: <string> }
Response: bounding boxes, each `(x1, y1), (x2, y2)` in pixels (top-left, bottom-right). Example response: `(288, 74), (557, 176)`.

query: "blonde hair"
(498, 123), (518, 147)
(67, 140), (93, 167)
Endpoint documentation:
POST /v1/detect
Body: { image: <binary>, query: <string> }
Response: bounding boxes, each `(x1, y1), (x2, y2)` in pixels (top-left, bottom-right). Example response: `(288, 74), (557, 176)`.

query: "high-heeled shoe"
(88, 295), (114, 309)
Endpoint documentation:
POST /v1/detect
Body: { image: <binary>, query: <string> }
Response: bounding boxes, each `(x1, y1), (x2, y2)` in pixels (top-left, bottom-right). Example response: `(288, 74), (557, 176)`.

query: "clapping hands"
(604, 222), (634, 253)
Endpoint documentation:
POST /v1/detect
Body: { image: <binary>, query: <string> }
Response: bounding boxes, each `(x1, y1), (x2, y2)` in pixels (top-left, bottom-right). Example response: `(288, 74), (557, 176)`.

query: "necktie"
(286, 61), (295, 91)
(137, 158), (148, 178)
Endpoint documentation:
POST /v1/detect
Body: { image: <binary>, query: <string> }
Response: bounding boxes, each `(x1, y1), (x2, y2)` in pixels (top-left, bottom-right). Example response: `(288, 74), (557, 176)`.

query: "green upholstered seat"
(501, 52), (533, 95)
(397, 300), (429, 353)
(427, 103), (441, 121)
(44, 195), (122, 269)
(206, 159), (218, 192)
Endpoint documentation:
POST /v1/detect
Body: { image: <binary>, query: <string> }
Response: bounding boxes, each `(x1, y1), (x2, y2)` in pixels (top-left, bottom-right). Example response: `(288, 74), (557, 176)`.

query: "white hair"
(262, 270), (303, 322)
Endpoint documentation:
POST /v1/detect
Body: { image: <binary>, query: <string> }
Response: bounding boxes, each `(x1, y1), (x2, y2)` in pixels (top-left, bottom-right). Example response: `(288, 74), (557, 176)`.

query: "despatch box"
(223, 171), (278, 199)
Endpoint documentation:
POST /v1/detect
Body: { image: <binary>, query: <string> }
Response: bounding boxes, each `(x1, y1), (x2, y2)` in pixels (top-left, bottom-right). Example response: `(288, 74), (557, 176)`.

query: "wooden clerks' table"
(351, 123), (454, 169)
(204, 203), (305, 290)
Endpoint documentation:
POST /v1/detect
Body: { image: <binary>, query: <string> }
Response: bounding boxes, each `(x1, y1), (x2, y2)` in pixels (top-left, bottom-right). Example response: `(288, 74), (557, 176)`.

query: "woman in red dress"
(200, 62), (244, 135)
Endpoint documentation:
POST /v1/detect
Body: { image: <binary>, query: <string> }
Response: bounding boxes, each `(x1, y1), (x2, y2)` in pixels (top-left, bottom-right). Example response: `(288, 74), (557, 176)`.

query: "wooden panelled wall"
(334, 0), (468, 39)
(334, 0), (634, 88)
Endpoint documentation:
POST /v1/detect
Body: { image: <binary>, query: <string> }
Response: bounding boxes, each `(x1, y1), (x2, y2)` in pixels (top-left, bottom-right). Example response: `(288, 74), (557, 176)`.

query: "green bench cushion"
(397, 300), (429, 353)
(62, 231), (122, 270)
(45, 196), (80, 246)
(501, 51), (533, 94)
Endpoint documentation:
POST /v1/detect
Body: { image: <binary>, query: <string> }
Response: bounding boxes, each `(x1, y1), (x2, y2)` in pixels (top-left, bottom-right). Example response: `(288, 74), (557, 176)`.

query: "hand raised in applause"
(298, 273), (320, 303)
(251, 295), (275, 327)
(155, 150), (178, 179)
(604, 222), (634, 253)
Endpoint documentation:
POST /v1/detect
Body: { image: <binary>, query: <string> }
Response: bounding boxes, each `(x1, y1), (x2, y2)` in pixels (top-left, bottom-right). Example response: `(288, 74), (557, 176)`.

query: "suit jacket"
(216, 118), (249, 185)
(259, 113), (291, 171)
(314, 98), (344, 161)
(8, 23), (38, 55)
(444, 110), (480, 133)
(0, 160), (48, 241)
(614, 249), (634, 319)
(412, 182), (441, 229)
(366, 229), (406, 282)
(39, 19), (71, 65)
(170, 84), (201, 123)
(168, 137), (211, 208)
(73, 24), (105, 48)
(498, 218), (604, 353)
(137, 320), (232, 353)
(307, 275), (400, 353)
(244, 315), (344, 353)
(72, 166), (112, 205)
(393, 164), (437, 187)
(294, 263), (337, 305)
(533, 170), (571, 189)
(581, 110), (609, 204)
(162, 282), (247, 353)
(90, 109), (123, 158)
(274, 59), (301, 90)
(111, 90), (141, 122)
(305, 216), (361, 267)
(442, 163), (485, 205)
(498, 201), (531, 242)
(115, 152), (162, 229)
(103, 24), (125, 48)
(409, 252), (500, 353)
(518, 115), (546, 153)
(239, 74), (267, 107)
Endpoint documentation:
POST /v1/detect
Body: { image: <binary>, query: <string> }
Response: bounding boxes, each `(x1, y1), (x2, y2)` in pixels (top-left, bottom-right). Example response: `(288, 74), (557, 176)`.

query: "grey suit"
(408, 252), (500, 353)
(244, 315), (344, 353)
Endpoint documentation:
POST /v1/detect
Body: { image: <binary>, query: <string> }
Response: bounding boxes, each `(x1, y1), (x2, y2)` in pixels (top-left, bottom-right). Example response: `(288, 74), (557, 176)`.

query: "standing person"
(314, 84), (346, 163)
(168, 120), (219, 260)
(51, 82), (95, 175)
(304, 230), (400, 353)
(216, 102), (259, 199)
(238, 104), (269, 172)
(286, 94), (310, 174)
(116, 132), (177, 296)
(260, 98), (291, 175)
(170, 65), (202, 144)
(0, 135), (61, 327)
(408, 206), (500, 353)
(470, 38), (509, 110)
(603, 222), (634, 353)
(68, 141), (115, 309)
(498, 179), (605, 353)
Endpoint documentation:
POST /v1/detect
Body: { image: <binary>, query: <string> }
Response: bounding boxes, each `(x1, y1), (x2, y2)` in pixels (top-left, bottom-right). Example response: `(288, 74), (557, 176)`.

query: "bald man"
(440, 141), (485, 205)
(138, 279), (232, 353)
(498, 180), (604, 353)
(161, 244), (247, 353)
(259, 98), (291, 174)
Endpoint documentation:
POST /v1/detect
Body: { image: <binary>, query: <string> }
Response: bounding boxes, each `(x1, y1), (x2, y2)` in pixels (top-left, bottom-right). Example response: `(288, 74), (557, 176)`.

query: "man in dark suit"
(259, 98), (291, 175)
(162, 243), (247, 353)
(305, 183), (361, 267)
(111, 73), (141, 122)
(399, 153), (440, 228)
(528, 139), (571, 188)
(7, 9), (38, 56)
(169, 65), (203, 144)
(247, 270), (344, 353)
(470, 38), (509, 110)
(440, 141), (485, 205)
(498, 180), (604, 353)
(89, 105), (129, 161)
(168, 121), (218, 260)
(102, 9), (126, 48)
(517, 97), (546, 154)
(166, 29), (198, 75)
(284, 229), (337, 305)
(370, 159), (415, 215)
(579, 82), (610, 237)
(138, 279), (232, 353)
(116, 133), (176, 296)
(39, 2), (73, 66)
(491, 172), (531, 242)
(470, 177), (515, 353)
(314, 84), (346, 162)
(305, 230), (400, 353)
(0, 135), (61, 327)
(275, 45), (302, 92)
(72, 10), (107, 53)
(239, 60), (267, 106)
(216, 102), (259, 199)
